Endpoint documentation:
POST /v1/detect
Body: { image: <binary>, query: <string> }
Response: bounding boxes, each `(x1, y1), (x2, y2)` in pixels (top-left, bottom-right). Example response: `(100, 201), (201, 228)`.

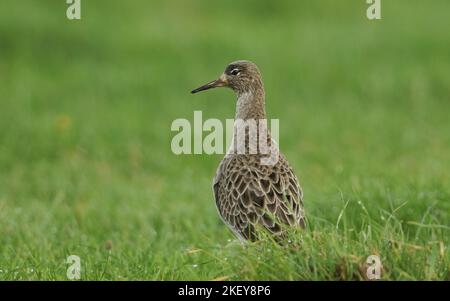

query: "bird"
(191, 60), (305, 242)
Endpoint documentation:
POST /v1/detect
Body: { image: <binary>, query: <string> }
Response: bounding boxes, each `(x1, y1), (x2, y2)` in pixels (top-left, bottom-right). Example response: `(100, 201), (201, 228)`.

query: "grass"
(0, 0), (449, 280)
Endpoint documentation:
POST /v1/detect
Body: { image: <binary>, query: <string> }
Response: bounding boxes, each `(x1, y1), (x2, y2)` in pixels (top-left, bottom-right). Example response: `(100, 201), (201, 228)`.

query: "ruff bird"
(191, 60), (305, 242)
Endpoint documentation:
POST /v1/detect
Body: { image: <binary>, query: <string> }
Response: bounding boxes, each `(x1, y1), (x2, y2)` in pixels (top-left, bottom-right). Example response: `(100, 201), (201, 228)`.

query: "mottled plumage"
(192, 60), (305, 241)
(213, 152), (305, 241)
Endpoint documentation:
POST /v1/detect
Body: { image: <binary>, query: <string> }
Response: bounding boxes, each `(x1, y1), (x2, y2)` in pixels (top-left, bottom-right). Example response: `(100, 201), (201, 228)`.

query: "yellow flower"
(55, 115), (72, 132)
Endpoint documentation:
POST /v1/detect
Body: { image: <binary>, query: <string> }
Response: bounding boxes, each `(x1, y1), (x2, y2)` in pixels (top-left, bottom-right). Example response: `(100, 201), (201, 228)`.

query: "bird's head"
(191, 60), (263, 95)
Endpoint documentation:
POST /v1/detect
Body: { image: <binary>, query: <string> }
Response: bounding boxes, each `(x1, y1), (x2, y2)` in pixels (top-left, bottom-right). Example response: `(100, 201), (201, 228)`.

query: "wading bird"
(191, 60), (305, 242)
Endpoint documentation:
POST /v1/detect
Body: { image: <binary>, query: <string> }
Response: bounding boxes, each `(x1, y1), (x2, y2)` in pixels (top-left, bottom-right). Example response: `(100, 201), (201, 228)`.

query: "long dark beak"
(191, 74), (228, 94)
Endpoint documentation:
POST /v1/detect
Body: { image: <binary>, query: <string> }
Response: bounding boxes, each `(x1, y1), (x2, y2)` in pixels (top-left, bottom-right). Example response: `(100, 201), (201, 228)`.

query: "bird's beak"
(191, 74), (228, 94)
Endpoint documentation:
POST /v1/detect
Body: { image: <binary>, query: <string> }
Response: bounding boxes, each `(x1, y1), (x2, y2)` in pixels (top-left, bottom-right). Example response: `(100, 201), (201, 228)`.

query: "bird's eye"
(230, 68), (240, 76)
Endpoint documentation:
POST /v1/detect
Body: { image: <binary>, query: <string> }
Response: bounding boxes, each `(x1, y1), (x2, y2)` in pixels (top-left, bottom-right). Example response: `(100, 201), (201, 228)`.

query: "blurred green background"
(0, 0), (449, 280)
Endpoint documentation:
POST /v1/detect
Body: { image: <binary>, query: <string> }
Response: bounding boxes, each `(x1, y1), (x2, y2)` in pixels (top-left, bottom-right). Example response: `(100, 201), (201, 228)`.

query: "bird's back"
(213, 150), (305, 241)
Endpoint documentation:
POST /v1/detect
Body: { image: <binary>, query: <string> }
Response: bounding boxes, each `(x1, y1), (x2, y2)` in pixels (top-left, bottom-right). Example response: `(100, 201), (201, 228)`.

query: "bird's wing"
(214, 154), (305, 240)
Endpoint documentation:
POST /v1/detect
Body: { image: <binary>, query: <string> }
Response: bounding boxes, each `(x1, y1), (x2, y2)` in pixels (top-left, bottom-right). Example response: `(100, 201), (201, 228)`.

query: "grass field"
(0, 0), (449, 280)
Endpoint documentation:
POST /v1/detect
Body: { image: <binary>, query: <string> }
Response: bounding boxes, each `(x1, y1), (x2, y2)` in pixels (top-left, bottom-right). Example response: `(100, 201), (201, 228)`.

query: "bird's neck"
(231, 85), (271, 154)
(235, 85), (266, 121)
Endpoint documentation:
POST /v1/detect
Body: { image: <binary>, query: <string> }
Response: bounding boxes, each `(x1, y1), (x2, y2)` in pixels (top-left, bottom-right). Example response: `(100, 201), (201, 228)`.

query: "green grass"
(0, 0), (449, 280)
